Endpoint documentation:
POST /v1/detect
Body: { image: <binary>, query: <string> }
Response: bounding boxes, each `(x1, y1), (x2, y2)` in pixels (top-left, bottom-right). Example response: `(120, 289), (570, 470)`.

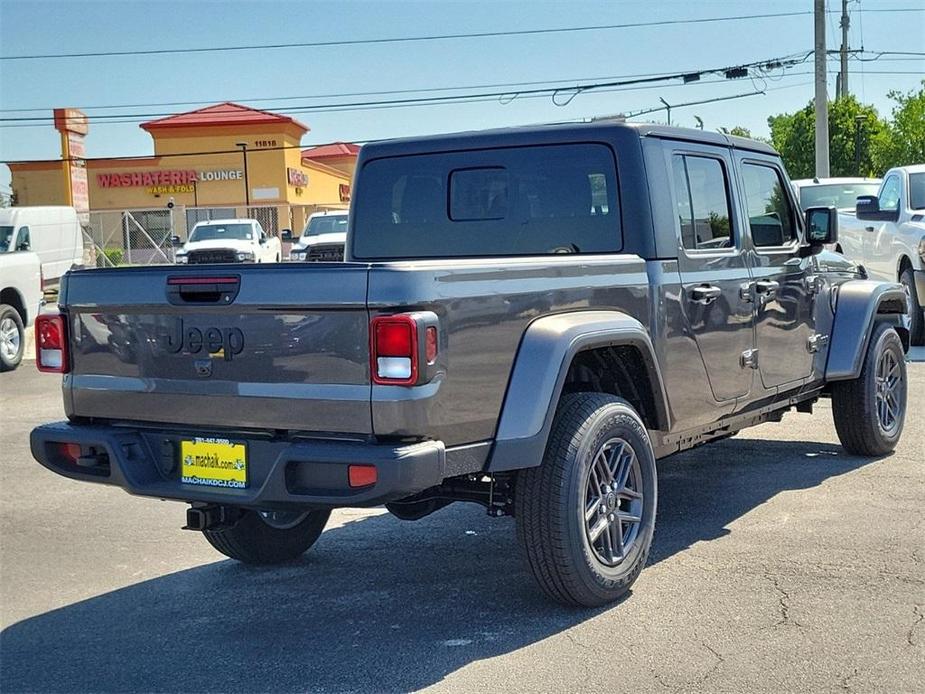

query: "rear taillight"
(371, 315), (418, 385)
(35, 313), (69, 373)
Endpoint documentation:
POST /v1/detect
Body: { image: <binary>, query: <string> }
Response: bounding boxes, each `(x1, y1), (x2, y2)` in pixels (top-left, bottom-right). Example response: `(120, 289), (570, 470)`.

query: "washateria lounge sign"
(97, 169), (243, 188)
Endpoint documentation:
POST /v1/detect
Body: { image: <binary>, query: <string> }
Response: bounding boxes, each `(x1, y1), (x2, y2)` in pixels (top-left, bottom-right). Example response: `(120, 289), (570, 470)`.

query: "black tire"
(899, 267), (924, 346)
(0, 304), (25, 372)
(516, 393), (657, 607)
(832, 323), (907, 456)
(203, 509), (330, 564)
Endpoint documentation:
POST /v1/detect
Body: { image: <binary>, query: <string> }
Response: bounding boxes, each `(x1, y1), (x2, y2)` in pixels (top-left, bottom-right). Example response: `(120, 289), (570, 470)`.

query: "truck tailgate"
(62, 264), (371, 434)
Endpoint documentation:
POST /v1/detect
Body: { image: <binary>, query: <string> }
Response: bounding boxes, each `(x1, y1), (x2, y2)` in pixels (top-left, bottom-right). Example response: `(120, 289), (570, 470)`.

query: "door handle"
(865, 226), (875, 232)
(755, 280), (780, 300)
(690, 285), (722, 305)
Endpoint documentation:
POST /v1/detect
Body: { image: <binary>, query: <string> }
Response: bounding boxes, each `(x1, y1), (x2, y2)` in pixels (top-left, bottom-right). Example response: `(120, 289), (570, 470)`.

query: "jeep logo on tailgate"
(162, 318), (244, 361)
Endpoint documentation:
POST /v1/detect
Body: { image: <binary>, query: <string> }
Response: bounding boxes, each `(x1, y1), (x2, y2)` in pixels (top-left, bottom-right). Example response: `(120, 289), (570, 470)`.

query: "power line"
(0, 51), (818, 125)
(2, 9), (922, 61)
(0, 67), (918, 132)
(0, 12), (813, 61)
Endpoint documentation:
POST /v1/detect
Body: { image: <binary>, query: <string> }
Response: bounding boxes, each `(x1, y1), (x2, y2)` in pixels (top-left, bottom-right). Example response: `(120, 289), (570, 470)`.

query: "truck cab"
(838, 164), (925, 344)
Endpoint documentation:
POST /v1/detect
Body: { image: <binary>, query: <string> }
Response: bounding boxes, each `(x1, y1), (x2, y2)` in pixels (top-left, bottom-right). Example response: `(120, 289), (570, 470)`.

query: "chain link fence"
(82, 203), (347, 266)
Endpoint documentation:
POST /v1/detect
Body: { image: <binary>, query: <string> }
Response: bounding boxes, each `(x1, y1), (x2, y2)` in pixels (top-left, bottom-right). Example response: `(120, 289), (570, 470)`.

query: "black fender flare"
(487, 310), (670, 472)
(825, 280), (910, 381)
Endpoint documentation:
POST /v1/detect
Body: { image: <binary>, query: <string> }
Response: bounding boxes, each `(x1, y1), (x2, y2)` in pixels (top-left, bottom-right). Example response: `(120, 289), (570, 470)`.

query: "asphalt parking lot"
(1, 358), (923, 693)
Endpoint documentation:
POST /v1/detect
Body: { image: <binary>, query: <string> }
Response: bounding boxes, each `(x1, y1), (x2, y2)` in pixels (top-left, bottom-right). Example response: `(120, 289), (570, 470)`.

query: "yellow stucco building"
(9, 103), (357, 236)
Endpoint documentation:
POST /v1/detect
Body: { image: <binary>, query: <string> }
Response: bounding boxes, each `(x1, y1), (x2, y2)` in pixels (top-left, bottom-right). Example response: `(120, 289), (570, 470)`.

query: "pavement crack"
(907, 604), (923, 647)
(765, 572), (803, 629)
(695, 641), (725, 684)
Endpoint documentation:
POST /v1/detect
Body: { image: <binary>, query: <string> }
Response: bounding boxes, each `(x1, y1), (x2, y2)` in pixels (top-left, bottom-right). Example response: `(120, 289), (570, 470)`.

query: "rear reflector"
(371, 315), (419, 385)
(425, 326), (438, 364)
(348, 464), (377, 488)
(55, 442), (82, 463)
(35, 313), (69, 373)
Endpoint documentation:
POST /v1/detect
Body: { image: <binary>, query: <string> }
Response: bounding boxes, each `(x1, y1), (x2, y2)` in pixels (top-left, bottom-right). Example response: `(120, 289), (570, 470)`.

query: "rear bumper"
(30, 421), (445, 510)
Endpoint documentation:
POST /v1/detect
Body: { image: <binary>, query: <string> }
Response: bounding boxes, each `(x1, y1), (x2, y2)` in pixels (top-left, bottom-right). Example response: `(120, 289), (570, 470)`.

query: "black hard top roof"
(360, 120), (778, 158)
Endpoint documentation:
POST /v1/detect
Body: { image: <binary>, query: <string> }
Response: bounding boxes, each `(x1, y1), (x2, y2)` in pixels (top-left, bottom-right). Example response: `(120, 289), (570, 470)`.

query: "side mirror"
(16, 241), (30, 251)
(170, 235), (182, 247)
(259, 236), (267, 245)
(856, 195), (898, 222)
(805, 206), (838, 246)
(281, 228), (293, 241)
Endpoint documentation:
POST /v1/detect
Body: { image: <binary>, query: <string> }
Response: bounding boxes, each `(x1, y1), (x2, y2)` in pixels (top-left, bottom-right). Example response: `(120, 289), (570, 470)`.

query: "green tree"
(768, 95), (886, 178)
(720, 126), (755, 139)
(871, 81), (925, 172)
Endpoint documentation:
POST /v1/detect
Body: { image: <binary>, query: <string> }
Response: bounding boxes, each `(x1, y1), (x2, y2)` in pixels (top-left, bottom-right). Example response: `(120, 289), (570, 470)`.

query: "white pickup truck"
(838, 164), (925, 345)
(0, 249), (44, 371)
(174, 218), (282, 265)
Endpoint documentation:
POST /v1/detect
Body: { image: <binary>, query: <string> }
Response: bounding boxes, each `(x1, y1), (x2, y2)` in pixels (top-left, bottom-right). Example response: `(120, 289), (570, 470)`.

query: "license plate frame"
(180, 437), (248, 489)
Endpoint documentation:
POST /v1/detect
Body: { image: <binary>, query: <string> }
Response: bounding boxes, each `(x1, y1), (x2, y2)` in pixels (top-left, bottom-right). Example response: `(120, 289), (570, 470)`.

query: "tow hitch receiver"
(182, 504), (242, 531)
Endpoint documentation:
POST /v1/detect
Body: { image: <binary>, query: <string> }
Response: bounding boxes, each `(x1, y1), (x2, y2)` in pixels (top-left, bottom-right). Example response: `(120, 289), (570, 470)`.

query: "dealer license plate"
(180, 437), (247, 489)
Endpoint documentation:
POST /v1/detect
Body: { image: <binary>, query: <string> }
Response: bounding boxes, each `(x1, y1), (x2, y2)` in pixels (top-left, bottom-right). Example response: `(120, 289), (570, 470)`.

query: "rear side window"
(741, 164), (798, 248)
(352, 143), (620, 259)
(672, 155), (733, 251)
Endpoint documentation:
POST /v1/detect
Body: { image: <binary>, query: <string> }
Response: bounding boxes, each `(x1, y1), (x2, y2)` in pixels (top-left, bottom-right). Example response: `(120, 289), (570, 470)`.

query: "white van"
(0, 206), (84, 285)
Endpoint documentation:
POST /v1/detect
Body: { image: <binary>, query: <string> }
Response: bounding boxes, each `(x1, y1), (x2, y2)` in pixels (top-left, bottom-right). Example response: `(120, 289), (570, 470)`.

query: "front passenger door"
(738, 159), (815, 390)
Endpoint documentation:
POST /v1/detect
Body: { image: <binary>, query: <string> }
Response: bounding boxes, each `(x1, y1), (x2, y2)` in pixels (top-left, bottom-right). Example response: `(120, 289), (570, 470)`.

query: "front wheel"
(202, 509), (330, 564)
(0, 304), (25, 372)
(516, 393), (657, 607)
(832, 323), (907, 456)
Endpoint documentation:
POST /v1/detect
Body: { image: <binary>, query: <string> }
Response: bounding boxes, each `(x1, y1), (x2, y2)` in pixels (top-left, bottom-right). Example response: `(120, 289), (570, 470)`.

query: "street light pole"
(235, 142), (250, 209)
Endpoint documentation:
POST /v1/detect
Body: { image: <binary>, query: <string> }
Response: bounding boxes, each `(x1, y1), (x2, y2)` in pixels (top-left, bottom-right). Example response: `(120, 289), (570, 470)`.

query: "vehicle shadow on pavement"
(0, 438), (876, 693)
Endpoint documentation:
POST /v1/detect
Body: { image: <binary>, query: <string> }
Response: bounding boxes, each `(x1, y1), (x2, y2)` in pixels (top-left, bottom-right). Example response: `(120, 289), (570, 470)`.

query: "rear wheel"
(832, 323), (907, 456)
(202, 509), (330, 564)
(899, 267), (924, 346)
(516, 393), (657, 607)
(0, 304), (25, 372)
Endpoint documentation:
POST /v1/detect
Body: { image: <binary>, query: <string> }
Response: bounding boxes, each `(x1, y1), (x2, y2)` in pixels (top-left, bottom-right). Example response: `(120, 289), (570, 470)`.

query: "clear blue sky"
(1, 0), (923, 193)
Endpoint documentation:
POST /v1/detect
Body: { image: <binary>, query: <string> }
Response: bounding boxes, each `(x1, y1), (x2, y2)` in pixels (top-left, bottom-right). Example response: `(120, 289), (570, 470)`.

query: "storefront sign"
(55, 108), (90, 223)
(97, 169), (243, 188)
(287, 168), (308, 187)
(147, 185), (196, 194)
(339, 184), (351, 202)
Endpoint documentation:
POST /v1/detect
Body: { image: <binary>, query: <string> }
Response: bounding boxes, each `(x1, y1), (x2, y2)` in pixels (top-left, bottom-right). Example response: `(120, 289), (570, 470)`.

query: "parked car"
(0, 249), (43, 371)
(288, 211), (348, 262)
(30, 123), (909, 607)
(836, 165), (925, 344)
(0, 206), (84, 285)
(174, 219), (281, 265)
(791, 177), (881, 212)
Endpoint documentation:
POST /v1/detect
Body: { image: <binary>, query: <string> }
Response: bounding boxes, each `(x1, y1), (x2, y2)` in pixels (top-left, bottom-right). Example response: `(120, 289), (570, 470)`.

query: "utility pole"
(837, 0), (850, 99)
(814, 0), (830, 177)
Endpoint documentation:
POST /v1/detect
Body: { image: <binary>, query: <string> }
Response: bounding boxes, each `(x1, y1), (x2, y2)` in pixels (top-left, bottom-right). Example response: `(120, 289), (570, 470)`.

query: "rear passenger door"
(670, 146), (755, 402)
(736, 156), (815, 390)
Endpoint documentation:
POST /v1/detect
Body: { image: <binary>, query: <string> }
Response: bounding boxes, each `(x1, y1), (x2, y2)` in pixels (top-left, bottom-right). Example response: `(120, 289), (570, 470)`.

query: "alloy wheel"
(584, 437), (644, 567)
(875, 348), (903, 436)
(0, 317), (21, 361)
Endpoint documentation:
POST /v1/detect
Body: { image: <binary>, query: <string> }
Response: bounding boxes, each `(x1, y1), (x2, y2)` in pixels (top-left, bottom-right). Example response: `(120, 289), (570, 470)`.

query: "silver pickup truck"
(30, 123), (910, 606)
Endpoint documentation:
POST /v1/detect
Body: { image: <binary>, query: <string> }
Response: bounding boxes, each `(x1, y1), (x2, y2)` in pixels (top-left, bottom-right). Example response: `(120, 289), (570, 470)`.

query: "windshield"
(0, 226), (13, 252)
(189, 223), (253, 242)
(303, 215), (348, 237)
(799, 182), (880, 210)
(910, 173), (925, 210)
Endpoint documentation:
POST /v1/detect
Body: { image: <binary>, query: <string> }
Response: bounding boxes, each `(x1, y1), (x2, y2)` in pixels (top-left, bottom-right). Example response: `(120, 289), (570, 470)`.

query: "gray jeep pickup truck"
(31, 123), (910, 607)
